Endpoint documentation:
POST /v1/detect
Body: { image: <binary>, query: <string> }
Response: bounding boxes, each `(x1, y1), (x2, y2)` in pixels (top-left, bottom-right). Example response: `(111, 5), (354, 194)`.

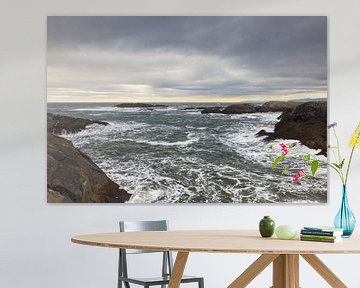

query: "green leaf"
(332, 161), (344, 169)
(339, 159), (345, 169)
(272, 156), (285, 169)
(269, 144), (274, 149)
(311, 160), (319, 176)
(304, 154), (311, 164)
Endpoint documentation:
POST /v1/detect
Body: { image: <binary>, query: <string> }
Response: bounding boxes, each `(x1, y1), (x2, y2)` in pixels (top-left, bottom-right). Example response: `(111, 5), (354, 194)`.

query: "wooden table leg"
(288, 255), (299, 288)
(168, 252), (189, 288)
(228, 254), (279, 288)
(272, 254), (299, 288)
(301, 254), (347, 288)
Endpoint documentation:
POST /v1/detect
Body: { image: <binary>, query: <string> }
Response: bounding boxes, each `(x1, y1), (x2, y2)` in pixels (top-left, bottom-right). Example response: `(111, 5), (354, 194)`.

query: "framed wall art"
(47, 16), (327, 203)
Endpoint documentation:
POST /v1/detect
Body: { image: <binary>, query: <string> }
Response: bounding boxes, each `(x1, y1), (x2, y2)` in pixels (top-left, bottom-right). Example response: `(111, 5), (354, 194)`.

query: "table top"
(71, 230), (360, 254)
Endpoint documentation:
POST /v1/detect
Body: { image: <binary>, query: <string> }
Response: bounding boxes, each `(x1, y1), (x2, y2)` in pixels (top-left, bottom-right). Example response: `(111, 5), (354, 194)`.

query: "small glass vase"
(334, 185), (356, 237)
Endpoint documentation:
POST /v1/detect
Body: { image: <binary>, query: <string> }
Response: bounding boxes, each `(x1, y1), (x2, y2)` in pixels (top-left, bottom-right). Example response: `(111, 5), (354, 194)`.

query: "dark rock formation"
(259, 101), (302, 112)
(259, 101), (327, 155)
(47, 188), (72, 203)
(256, 129), (271, 137)
(200, 101), (301, 115)
(199, 100), (327, 153)
(201, 107), (224, 114)
(114, 103), (167, 108)
(222, 103), (259, 114)
(47, 133), (131, 203)
(181, 106), (219, 111)
(47, 113), (108, 134)
(47, 113), (130, 203)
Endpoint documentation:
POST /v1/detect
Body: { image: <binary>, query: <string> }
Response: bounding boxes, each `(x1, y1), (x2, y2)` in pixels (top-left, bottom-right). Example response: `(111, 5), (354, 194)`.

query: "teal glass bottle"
(334, 185), (356, 237)
(259, 216), (275, 238)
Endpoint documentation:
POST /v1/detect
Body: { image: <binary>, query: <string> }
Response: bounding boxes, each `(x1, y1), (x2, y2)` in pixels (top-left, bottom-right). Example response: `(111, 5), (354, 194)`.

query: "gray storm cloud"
(47, 16), (327, 102)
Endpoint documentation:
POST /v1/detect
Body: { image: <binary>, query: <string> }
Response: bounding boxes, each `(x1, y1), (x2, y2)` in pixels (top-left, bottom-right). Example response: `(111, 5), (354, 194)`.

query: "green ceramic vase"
(259, 216), (275, 238)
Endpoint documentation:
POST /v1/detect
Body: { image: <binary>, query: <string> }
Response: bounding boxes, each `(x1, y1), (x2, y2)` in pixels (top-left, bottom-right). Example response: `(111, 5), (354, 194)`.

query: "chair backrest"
(118, 220), (174, 282)
(119, 220), (169, 254)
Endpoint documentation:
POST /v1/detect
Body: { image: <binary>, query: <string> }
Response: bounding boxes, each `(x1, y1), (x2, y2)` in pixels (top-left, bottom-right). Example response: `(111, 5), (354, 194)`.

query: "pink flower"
(280, 143), (288, 155)
(293, 169), (305, 183)
(296, 169), (305, 176)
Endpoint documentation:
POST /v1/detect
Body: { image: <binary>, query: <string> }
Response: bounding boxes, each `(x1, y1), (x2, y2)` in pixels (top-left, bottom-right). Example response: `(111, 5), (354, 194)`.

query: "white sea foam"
(116, 108), (148, 113)
(156, 107), (179, 111)
(56, 105), (327, 204)
(71, 106), (117, 112)
(122, 133), (199, 147)
(112, 106), (180, 113)
(62, 121), (150, 145)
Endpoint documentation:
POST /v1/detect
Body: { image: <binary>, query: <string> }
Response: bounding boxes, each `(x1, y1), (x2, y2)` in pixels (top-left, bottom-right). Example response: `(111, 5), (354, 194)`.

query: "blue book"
(302, 226), (343, 236)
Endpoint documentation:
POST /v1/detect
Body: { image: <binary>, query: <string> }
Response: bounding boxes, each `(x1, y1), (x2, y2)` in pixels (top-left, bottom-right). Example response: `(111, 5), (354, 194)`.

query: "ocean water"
(48, 102), (327, 203)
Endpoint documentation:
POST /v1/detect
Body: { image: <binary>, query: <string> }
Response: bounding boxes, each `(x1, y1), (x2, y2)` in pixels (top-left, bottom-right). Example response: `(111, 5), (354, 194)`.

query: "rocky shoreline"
(47, 113), (109, 134)
(47, 113), (131, 203)
(200, 101), (302, 114)
(197, 100), (327, 154)
(256, 101), (327, 155)
(47, 100), (327, 202)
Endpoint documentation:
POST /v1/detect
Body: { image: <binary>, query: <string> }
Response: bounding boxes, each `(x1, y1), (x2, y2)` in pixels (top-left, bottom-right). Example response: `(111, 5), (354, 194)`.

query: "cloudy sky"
(47, 16), (327, 103)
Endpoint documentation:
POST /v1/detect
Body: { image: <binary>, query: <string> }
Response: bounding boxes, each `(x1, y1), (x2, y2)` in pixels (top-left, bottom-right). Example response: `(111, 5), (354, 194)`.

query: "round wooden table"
(72, 230), (360, 288)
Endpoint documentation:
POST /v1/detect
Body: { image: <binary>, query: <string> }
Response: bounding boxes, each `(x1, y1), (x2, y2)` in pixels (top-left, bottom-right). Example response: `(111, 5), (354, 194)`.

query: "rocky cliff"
(47, 133), (130, 203)
(258, 101), (327, 155)
(47, 114), (131, 203)
(47, 113), (108, 134)
(199, 100), (327, 154)
(259, 101), (301, 112)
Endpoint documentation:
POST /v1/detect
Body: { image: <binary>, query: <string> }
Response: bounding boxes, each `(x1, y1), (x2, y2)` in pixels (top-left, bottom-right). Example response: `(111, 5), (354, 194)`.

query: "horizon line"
(47, 97), (328, 104)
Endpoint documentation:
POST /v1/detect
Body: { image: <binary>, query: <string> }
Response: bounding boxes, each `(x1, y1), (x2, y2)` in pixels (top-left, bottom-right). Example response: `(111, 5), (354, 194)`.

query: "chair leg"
(199, 278), (204, 288)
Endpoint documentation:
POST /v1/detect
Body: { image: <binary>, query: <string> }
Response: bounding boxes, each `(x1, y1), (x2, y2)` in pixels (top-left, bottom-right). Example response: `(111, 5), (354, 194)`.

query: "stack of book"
(300, 226), (344, 243)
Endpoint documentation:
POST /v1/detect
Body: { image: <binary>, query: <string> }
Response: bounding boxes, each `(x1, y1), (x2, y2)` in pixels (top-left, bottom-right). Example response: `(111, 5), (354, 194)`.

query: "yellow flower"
(349, 122), (360, 147)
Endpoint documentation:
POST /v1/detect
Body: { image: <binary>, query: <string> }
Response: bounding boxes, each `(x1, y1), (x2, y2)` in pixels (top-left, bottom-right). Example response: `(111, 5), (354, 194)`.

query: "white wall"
(1, 0), (360, 287)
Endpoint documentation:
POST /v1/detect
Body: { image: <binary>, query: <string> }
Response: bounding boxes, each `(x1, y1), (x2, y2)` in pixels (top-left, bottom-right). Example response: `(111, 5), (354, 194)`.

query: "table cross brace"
(224, 253), (348, 288)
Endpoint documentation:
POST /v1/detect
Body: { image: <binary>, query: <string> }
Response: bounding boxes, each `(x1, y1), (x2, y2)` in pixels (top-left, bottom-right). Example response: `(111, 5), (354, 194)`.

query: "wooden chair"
(118, 220), (204, 288)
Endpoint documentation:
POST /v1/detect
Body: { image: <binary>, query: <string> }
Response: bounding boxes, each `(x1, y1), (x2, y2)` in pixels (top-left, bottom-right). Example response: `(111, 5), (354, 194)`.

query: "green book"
(300, 236), (342, 243)
(300, 234), (339, 240)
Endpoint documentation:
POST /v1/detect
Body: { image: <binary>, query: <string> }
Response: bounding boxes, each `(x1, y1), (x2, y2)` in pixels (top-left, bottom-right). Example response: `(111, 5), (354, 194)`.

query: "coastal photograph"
(47, 16), (328, 203)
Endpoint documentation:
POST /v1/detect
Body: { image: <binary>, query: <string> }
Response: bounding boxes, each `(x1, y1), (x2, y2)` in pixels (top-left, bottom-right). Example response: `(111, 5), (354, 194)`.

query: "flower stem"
(330, 147), (339, 164)
(345, 130), (360, 185)
(345, 145), (356, 185)
(333, 128), (345, 181)
(333, 128), (342, 162)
